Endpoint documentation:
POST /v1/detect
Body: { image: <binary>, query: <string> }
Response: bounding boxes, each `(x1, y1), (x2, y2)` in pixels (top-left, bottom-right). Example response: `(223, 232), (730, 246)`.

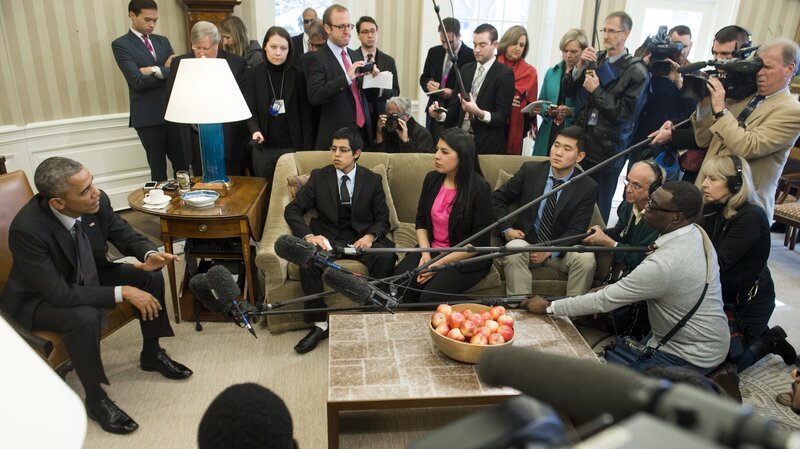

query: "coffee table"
(326, 310), (598, 449)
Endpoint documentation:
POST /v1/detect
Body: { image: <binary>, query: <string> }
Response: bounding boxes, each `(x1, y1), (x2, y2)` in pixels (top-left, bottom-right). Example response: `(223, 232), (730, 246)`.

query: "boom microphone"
(322, 268), (398, 312)
(478, 347), (800, 449)
(188, 274), (225, 313)
(677, 60), (711, 73)
(274, 234), (351, 273)
(205, 265), (257, 339)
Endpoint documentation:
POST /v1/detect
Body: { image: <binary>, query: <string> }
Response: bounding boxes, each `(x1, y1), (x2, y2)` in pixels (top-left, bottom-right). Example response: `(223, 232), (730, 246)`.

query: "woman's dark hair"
(439, 128), (484, 221)
(261, 26), (293, 70)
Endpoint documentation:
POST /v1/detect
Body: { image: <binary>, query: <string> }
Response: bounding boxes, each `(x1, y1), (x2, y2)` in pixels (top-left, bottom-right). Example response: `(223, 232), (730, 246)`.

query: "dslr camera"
(384, 112), (404, 134)
(678, 55), (762, 101)
(643, 26), (685, 77)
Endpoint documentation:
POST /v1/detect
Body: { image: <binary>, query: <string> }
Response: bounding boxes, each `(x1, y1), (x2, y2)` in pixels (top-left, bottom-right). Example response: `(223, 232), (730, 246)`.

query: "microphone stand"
(431, 0), (469, 102)
(253, 296), (530, 316)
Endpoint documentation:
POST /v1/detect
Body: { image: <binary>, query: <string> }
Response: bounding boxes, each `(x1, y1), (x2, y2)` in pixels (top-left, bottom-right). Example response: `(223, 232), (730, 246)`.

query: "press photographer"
(375, 96), (435, 152)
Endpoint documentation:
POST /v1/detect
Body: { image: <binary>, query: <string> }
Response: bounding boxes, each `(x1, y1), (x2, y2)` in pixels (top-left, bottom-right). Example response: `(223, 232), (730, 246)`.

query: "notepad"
(363, 71), (393, 89)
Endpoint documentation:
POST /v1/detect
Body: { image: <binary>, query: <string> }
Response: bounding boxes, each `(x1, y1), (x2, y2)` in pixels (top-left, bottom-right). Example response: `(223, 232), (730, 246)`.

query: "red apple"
(434, 323), (450, 336)
(431, 312), (447, 328)
(470, 334), (488, 345)
(497, 314), (515, 328)
(490, 306), (507, 320)
(470, 313), (486, 327)
(447, 327), (466, 342)
(447, 312), (465, 329)
(460, 319), (478, 337)
(462, 309), (474, 320)
(497, 324), (514, 341)
(437, 304), (453, 317)
(476, 326), (492, 337)
(480, 311), (492, 322)
(488, 333), (506, 345)
(485, 319), (500, 332)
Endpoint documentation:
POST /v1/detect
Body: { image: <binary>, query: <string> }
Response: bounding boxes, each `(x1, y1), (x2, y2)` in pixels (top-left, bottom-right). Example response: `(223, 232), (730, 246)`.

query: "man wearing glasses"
(284, 127), (395, 354)
(523, 181), (729, 374)
(291, 7), (318, 61)
(307, 4), (377, 149)
(355, 16), (400, 142)
(562, 10), (649, 224)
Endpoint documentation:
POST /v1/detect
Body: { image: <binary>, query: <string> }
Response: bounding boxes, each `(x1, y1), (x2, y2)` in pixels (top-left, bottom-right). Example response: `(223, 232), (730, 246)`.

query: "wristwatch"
(713, 108), (728, 120)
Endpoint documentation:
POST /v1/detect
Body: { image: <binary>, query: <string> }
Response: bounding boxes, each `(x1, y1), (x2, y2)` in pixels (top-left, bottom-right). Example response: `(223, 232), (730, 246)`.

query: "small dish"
(181, 190), (219, 207)
(143, 196), (171, 207)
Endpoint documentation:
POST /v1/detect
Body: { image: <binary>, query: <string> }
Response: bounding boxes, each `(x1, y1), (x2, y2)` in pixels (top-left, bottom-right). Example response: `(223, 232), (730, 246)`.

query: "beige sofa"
(256, 151), (607, 333)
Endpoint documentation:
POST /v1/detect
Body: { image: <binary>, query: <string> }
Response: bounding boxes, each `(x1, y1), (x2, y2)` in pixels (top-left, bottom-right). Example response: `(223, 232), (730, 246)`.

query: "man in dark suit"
(494, 126), (599, 297)
(419, 17), (475, 131)
(291, 7), (318, 65)
(0, 157), (192, 434)
(306, 4), (375, 149)
(166, 21), (247, 176)
(112, 0), (187, 182)
(428, 23), (515, 155)
(354, 16), (400, 141)
(284, 127), (395, 354)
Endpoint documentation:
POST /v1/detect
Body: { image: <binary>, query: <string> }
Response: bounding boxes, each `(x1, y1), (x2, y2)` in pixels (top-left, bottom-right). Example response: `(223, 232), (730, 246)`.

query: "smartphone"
(161, 182), (179, 191)
(433, 107), (447, 114)
(143, 181), (158, 190)
(355, 61), (375, 73)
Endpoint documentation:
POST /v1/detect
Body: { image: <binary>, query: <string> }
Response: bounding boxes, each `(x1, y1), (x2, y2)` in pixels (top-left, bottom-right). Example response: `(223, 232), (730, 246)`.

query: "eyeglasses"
(646, 198), (681, 214)
(622, 179), (646, 192)
(329, 23), (354, 31)
(359, 29), (377, 35)
(599, 28), (625, 35)
(329, 146), (352, 153)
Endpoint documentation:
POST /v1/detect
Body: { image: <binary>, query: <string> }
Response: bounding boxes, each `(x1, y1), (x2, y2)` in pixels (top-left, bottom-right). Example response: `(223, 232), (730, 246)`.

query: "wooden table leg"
(240, 220), (253, 303)
(327, 402), (339, 449)
(161, 220), (180, 323)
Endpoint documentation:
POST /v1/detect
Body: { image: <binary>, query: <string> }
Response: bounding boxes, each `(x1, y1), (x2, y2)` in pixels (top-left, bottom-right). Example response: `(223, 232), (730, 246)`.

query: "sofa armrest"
(256, 154), (298, 291)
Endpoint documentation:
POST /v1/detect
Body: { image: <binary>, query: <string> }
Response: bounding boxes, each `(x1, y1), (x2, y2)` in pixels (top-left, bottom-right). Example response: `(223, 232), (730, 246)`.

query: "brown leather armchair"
(0, 169), (138, 377)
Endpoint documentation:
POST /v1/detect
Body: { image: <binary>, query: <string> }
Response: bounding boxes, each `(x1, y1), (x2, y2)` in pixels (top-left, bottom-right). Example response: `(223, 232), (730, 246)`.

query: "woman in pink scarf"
(498, 26), (538, 155)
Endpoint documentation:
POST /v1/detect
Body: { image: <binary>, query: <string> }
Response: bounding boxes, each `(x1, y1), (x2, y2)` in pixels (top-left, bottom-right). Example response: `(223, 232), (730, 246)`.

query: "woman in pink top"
(393, 128), (494, 304)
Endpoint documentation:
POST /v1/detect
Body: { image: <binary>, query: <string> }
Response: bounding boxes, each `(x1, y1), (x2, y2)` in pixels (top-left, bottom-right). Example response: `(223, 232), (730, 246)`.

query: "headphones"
(642, 159), (664, 195)
(713, 25), (752, 54)
(727, 155), (744, 194)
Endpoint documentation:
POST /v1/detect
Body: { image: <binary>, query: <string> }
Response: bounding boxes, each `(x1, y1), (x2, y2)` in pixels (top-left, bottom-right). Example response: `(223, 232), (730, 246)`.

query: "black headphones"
(642, 159), (664, 195)
(727, 155), (744, 194)
(713, 25), (752, 53)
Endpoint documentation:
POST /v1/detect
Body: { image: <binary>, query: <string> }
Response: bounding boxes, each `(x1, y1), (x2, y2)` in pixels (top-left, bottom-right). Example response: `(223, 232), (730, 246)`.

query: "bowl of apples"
(429, 303), (515, 364)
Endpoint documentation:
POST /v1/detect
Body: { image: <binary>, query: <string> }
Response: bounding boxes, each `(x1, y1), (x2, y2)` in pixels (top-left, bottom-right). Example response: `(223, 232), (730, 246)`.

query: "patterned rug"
(740, 354), (800, 429)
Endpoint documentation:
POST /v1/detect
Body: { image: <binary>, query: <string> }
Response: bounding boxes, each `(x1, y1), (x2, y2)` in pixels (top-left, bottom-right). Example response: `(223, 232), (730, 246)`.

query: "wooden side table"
(128, 177), (267, 323)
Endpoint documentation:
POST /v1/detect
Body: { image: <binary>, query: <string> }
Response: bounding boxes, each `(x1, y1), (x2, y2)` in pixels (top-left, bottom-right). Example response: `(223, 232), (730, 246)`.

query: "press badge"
(269, 99), (286, 116)
(587, 108), (599, 126)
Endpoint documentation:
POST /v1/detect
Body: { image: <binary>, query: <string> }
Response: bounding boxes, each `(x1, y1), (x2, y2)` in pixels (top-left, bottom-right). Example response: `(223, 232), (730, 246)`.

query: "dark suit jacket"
(444, 60), (516, 154)
(306, 43), (372, 149)
(356, 48), (401, 117)
(284, 164), (392, 245)
(415, 171), (493, 273)
(0, 192), (156, 329)
(243, 63), (312, 150)
(419, 44), (475, 110)
(291, 33), (306, 66)
(166, 50), (247, 164)
(493, 161), (598, 245)
(111, 30), (174, 128)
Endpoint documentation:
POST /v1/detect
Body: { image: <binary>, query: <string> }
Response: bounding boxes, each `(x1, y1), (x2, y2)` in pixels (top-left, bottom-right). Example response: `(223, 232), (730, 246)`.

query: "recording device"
(161, 182), (179, 191)
(644, 25), (686, 77)
(384, 112), (404, 133)
(143, 181), (158, 190)
(477, 347), (800, 449)
(321, 267), (398, 312)
(585, 59), (596, 77)
(678, 57), (763, 101)
(274, 234), (351, 274)
(355, 61), (375, 73)
(188, 266), (257, 338)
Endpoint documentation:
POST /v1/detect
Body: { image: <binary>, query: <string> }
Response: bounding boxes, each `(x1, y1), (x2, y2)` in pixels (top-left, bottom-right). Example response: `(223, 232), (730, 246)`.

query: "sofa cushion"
(493, 168), (514, 191)
(371, 164), (399, 231)
(286, 174), (318, 223)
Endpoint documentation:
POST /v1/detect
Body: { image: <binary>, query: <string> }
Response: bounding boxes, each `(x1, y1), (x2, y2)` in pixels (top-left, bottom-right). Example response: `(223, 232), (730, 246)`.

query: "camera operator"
(375, 97), (434, 153)
(630, 26), (697, 166)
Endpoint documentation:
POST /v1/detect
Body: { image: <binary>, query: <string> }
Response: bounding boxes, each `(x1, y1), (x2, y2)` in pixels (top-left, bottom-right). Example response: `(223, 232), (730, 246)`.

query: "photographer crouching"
(374, 97), (435, 153)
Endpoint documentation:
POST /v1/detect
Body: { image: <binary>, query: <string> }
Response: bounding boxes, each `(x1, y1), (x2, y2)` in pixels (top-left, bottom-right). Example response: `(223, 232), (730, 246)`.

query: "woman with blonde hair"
(497, 25), (538, 155)
(219, 15), (263, 68)
(701, 155), (795, 372)
(532, 28), (588, 156)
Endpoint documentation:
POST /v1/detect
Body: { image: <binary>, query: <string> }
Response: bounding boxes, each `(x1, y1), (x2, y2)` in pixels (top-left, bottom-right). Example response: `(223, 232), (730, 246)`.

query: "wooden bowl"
(429, 303), (514, 364)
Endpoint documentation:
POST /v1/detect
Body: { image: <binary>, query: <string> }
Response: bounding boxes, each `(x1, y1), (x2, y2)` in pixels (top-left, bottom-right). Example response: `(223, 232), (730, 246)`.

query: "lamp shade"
(165, 58), (251, 124)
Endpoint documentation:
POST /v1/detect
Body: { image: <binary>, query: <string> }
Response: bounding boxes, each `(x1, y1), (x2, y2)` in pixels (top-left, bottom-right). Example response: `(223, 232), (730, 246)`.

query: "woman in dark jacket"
(701, 155), (796, 371)
(393, 128), (493, 303)
(243, 26), (311, 183)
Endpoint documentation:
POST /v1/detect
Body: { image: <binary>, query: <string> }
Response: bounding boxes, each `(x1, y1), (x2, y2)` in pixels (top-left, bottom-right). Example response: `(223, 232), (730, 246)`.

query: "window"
(275, 0), (331, 35)
(453, 0), (530, 39)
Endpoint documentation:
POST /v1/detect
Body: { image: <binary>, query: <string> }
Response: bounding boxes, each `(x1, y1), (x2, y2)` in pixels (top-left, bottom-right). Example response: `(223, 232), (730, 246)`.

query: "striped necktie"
(537, 178), (564, 243)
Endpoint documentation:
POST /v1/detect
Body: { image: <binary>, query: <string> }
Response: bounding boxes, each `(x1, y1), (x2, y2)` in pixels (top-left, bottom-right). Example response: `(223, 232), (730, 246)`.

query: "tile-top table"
(327, 310), (598, 449)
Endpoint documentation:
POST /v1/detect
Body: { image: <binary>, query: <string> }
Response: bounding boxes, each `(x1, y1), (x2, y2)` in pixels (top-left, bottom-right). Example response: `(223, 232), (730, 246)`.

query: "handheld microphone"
(478, 347), (800, 449)
(322, 268), (398, 312)
(205, 265), (257, 339)
(274, 234), (352, 273)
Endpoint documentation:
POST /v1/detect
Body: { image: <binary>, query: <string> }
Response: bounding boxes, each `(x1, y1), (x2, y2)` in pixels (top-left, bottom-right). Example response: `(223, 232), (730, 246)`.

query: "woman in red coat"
(498, 25), (538, 155)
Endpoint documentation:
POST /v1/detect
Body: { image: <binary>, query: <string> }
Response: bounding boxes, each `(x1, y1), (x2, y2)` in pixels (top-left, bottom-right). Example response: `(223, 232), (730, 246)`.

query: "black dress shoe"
(764, 326), (797, 365)
(294, 327), (329, 354)
(141, 349), (193, 379)
(86, 398), (139, 434)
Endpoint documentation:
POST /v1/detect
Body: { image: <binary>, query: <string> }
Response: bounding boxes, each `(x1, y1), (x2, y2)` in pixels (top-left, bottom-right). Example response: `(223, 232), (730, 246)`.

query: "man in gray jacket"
(523, 181), (729, 374)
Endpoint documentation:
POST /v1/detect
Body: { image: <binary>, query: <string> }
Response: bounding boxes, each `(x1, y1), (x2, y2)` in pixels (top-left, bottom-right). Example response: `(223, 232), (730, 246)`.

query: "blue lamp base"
(198, 123), (230, 185)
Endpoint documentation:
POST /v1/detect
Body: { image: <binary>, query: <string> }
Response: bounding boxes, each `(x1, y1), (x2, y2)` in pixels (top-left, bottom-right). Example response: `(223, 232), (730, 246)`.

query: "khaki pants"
(501, 238), (596, 297)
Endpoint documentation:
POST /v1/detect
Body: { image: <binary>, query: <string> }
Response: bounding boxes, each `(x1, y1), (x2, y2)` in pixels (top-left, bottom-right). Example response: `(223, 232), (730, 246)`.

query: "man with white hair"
(375, 96), (434, 152)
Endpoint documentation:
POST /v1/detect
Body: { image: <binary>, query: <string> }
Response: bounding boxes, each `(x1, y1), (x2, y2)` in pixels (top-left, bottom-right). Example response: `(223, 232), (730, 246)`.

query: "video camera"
(644, 26), (685, 77)
(678, 55), (762, 101)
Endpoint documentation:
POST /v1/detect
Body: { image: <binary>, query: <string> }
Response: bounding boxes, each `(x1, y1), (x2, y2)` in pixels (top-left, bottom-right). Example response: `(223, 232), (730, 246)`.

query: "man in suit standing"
(306, 4), (375, 149)
(355, 16), (401, 142)
(112, 0), (187, 182)
(419, 17), (475, 131)
(291, 7), (318, 65)
(284, 127), (395, 354)
(429, 23), (515, 155)
(494, 126), (599, 297)
(0, 157), (192, 434)
(166, 21), (247, 176)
